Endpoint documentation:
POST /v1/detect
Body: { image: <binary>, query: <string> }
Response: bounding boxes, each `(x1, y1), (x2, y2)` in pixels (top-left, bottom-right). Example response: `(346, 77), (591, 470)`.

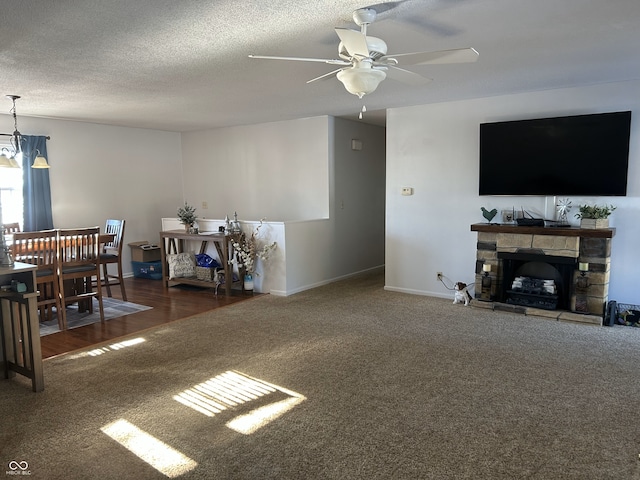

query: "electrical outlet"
(437, 272), (443, 280)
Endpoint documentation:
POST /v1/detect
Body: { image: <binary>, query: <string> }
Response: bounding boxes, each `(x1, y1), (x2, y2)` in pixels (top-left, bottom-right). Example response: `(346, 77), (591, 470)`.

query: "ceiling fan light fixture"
(337, 68), (386, 98)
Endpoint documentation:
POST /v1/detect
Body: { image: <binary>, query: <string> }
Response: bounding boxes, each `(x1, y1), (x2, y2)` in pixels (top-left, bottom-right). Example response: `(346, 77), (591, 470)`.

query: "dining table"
(6, 229), (117, 314)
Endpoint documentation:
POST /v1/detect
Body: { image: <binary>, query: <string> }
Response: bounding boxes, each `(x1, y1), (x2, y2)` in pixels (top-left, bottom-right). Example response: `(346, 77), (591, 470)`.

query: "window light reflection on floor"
(101, 419), (197, 478)
(226, 395), (305, 435)
(174, 370), (306, 434)
(67, 337), (146, 359)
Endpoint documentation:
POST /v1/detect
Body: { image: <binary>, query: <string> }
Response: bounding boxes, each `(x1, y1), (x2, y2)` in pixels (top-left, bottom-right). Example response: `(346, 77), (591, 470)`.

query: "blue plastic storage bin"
(132, 260), (163, 280)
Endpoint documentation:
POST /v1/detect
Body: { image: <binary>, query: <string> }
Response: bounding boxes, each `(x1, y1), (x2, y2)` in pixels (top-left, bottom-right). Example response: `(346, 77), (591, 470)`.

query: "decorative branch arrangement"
(231, 220), (277, 275)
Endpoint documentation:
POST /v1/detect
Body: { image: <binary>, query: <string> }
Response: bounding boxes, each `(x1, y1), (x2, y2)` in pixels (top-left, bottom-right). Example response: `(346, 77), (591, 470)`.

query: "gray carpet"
(1, 269), (640, 479)
(38, 297), (152, 336)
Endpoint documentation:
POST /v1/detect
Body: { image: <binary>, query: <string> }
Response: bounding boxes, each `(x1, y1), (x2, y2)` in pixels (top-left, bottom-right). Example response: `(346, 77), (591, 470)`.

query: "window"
(0, 141), (23, 228)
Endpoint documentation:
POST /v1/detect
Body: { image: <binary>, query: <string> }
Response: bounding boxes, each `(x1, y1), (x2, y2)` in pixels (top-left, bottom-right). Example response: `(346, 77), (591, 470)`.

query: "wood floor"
(40, 277), (259, 359)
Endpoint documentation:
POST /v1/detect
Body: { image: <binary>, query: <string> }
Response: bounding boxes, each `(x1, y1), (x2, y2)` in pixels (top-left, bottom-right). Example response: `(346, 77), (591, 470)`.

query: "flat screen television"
(479, 111), (632, 196)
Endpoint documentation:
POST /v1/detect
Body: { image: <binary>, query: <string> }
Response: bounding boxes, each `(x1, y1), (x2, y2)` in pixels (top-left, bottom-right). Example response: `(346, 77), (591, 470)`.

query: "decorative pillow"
(166, 252), (196, 279)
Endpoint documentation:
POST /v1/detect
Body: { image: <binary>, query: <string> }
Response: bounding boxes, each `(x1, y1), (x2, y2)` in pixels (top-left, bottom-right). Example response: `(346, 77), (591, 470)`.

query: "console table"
(159, 230), (236, 296)
(0, 262), (44, 392)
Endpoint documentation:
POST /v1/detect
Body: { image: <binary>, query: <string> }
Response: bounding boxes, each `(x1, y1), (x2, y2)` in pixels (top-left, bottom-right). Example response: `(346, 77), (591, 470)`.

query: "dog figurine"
(453, 282), (472, 306)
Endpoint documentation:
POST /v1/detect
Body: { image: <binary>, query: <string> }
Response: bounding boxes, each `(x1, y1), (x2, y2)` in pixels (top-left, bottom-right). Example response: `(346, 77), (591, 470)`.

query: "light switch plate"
(401, 187), (414, 196)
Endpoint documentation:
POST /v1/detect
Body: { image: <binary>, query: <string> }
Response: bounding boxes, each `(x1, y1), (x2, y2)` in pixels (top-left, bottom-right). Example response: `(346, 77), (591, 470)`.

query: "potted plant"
(575, 203), (616, 229)
(177, 202), (197, 232)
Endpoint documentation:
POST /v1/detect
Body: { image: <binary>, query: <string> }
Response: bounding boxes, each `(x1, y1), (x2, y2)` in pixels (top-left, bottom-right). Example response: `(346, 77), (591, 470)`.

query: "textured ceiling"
(1, 0), (640, 132)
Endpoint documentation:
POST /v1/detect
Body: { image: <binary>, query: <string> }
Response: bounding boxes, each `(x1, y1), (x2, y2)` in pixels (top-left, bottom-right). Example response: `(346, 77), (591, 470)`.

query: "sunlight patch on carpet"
(173, 370), (306, 434)
(101, 419), (197, 478)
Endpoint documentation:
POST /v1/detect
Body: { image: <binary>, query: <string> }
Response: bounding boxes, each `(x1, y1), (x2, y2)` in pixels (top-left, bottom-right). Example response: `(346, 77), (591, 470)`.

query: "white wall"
(386, 79), (640, 304)
(3, 112), (385, 291)
(180, 116), (331, 222)
(1, 115), (184, 274)
(333, 117), (386, 276)
(180, 115), (387, 295)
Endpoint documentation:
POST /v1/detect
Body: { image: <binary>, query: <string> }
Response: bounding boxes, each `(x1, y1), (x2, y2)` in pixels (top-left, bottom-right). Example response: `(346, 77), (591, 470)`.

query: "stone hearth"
(470, 224), (614, 325)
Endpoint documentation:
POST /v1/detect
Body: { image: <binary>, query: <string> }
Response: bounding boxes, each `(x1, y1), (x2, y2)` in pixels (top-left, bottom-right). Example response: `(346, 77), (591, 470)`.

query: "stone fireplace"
(470, 223), (614, 325)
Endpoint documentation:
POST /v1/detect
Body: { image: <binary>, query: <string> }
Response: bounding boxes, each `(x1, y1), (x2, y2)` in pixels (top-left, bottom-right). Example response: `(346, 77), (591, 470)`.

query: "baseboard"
(274, 265), (385, 297)
(383, 285), (452, 300)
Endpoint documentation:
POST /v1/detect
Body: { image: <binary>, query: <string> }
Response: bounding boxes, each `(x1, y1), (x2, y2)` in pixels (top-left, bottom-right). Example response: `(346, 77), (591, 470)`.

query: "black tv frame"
(479, 111), (632, 196)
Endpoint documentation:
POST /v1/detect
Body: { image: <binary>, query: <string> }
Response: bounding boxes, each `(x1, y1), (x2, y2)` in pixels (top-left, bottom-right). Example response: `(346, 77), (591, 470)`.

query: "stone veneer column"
(475, 231), (499, 300)
(574, 237), (612, 314)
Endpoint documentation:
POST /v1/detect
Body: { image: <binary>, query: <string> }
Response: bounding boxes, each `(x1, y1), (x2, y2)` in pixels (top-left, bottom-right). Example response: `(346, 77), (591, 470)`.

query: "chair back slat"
(11, 229), (58, 269)
(58, 227), (101, 267)
(103, 219), (125, 253)
(3, 222), (21, 234)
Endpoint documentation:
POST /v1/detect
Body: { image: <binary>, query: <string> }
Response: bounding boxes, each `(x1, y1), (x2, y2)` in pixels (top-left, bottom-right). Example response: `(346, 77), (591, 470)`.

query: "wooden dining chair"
(100, 219), (127, 301)
(11, 229), (62, 327)
(3, 222), (21, 234)
(57, 227), (105, 330)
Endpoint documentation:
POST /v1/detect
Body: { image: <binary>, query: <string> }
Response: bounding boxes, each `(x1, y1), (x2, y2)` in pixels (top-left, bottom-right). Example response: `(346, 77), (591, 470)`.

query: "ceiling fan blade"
(384, 66), (432, 86)
(249, 55), (350, 66)
(382, 47), (479, 66)
(334, 28), (370, 58)
(306, 68), (344, 84)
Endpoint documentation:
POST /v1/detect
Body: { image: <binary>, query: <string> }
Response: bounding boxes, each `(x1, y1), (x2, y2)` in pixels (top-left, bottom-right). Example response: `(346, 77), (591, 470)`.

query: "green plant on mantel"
(177, 202), (197, 226)
(575, 204), (616, 219)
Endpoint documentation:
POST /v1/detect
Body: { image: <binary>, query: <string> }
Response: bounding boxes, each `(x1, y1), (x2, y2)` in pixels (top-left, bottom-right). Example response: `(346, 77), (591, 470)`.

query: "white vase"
(244, 273), (254, 291)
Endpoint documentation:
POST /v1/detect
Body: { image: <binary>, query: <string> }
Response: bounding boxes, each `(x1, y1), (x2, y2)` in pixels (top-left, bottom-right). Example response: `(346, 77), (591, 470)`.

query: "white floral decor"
(231, 220), (277, 276)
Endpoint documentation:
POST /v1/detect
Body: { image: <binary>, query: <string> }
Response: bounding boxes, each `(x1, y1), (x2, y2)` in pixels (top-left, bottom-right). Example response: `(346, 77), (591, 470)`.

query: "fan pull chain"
(359, 105), (366, 120)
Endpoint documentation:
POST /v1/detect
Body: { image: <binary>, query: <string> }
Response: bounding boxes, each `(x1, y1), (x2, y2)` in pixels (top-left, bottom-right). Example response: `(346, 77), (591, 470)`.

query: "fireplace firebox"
(498, 251), (576, 311)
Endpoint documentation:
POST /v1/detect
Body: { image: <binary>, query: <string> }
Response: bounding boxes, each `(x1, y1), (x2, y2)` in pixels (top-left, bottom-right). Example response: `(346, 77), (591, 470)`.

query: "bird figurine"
(481, 207), (498, 223)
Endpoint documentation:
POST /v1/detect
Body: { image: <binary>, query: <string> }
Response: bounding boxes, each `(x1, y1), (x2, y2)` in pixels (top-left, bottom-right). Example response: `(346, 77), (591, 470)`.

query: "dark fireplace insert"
(498, 251), (577, 311)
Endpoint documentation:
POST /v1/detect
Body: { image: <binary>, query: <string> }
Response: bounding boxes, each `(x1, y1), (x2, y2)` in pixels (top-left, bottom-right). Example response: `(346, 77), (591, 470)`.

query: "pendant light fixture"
(0, 95), (50, 266)
(0, 95), (50, 169)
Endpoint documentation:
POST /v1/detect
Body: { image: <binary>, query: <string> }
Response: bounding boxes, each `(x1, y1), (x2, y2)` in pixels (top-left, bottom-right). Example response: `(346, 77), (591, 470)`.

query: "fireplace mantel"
(471, 223), (615, 238)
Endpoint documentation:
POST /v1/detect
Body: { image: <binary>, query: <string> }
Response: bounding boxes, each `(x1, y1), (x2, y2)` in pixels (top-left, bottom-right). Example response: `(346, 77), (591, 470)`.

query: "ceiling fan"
(249, 7), (478, 100)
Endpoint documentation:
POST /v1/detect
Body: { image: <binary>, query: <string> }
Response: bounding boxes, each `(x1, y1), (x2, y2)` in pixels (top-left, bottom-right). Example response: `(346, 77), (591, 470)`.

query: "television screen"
(479, 111), (632, 196)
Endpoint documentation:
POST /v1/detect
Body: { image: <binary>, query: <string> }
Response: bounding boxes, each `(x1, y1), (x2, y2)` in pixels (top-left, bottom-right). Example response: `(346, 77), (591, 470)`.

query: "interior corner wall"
(385, 80), (640, 304)
(180, 116), (331, 222)
(0, 114), (183, 275)
(332, 117), (386, 276)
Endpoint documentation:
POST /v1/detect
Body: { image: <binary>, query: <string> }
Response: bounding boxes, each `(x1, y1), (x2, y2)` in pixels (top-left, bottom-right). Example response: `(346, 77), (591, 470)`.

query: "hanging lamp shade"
(31, 152), (50, 169)
(0, 153), (13, 168)
(0, 149), (20, 169)
(0, 152), (11, 168)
